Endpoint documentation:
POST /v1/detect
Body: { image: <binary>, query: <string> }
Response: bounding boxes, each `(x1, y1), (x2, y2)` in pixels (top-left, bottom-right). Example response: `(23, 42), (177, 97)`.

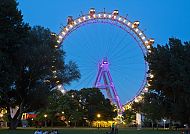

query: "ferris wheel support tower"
(94, 58), (123, 112)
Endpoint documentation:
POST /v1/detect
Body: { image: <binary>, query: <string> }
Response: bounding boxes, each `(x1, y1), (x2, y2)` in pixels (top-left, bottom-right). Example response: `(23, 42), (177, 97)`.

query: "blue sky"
(17, 0), (190, 104)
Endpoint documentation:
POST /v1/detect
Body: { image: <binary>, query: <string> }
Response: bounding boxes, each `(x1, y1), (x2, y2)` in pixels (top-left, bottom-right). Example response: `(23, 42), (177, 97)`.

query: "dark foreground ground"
(0, 127), (181, 134)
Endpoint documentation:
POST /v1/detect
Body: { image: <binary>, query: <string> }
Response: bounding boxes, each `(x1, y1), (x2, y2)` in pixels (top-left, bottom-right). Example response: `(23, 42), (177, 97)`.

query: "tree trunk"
(8, 102), (24, 130)
(151, 121), (154, 130)
(51, 119), (54, 127)
(9, 119), (20, 130)
(74, 121), (77, 127)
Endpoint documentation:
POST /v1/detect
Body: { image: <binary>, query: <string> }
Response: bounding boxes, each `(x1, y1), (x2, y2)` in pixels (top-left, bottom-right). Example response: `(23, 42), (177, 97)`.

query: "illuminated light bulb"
(57, 85), (61, 88)
(59, 35), (63, 39)
(145, 40), (149, 44)
(54, 45), (58, 48)
(74, 21), (77, 25)
(53, 70), (56, 73)
(135, 98), (139, 102)
(139, 32), (142, 36)
(83, 16), (86, 20)
(148, 50), (152, 53)
(150, 74), (154, 78)
(147, 82), (151, 86)
(69, 24), (73, 28)
(56, 80), (60, 83)
(123, 19), (126, 23)
(51, 33), (56, 36)
(98, 14), (101, 18)
(135, 28), (139, 32)
(144, 87), (148, 91)
(57, 40), (60, 43)
(104, 14), (106, 18)
(146, 45), (150, 49)
(149, 38), (154, 43)
(78, 19), (82, 23)
(142, 36), (145, 40)
(61, 89), (66, 94)
(54, 75), (57, 78)
(44, 80), (50, 83)
(61, 31), (66, 35)
(137, 96), (143, 101)
(118, 17), (122, 21)
(88, 15), (91, 19)
(65, 27), (69, 31)
(93, 14), (96, 18)
(108, 15), (112, 18)
(127, 22), (131, 26)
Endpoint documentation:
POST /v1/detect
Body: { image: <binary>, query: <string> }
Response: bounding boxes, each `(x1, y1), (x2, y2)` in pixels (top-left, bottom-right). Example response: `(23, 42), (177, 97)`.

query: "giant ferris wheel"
(54, 8), (154, 112)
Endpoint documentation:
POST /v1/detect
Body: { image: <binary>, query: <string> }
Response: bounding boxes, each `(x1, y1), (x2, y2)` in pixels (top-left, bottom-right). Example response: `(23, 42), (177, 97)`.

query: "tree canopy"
(41, 88), (116, 127)
(136, 38), (190, 125)
(0, 0), (80, 129)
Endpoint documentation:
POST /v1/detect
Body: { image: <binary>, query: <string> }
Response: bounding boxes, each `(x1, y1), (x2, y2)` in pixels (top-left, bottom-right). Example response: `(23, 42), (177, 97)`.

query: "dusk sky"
(17, 0), (190, 104)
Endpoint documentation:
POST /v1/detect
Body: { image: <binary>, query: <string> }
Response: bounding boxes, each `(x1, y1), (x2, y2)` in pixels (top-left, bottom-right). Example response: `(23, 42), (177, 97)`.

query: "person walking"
(111, 123), (115, 134)
(115, 124), (118, 134)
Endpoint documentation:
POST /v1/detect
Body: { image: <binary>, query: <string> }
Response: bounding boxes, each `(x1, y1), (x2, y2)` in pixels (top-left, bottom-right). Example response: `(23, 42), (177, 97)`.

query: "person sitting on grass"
(34, 129), (42, 134)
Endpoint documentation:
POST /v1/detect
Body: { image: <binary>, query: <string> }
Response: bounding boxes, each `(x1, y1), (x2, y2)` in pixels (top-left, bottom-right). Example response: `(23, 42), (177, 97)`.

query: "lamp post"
(44, 114), (47, 127)
(0, 113), (3, 118)
(0, 113), (3, 127)
(163, 119), (166, 129)
(97, 114), (101, 129)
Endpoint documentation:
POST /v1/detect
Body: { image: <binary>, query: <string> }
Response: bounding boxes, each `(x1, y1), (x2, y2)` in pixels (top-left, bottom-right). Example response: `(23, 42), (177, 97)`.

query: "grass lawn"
(0, 127), (180, 134)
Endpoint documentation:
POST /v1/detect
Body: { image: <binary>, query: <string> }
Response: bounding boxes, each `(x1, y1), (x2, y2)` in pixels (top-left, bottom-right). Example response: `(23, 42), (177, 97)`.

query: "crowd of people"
(33, 129), (59, 134)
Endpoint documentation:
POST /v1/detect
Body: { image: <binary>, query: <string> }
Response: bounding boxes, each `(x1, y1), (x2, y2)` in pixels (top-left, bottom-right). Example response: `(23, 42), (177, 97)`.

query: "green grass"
(0, 127), (180, 134)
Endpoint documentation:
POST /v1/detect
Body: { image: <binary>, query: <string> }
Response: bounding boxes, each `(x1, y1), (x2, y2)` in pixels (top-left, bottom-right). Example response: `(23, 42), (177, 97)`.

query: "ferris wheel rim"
(55, 9), (154, 106)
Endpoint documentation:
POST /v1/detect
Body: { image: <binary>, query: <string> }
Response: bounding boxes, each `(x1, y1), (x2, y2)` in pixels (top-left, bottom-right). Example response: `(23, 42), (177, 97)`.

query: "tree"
(123, 108), (136, 125)
(79, 88), (116, 126)
(132, 92), (165, 129)
(0, 0), (30, 129)
(146, 38), (190, 125)
(0, 0), (80, 129)
(42, 88), (116, 127)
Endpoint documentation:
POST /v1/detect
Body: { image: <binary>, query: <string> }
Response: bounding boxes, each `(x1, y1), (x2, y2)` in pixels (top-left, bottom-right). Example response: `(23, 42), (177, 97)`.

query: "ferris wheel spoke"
(106, 27), (120, 57)
(104, 25), (119, 57)
(63, 40), (99, 65)
(112, 55), (144, 65)
(109, 39), (139, 60)
(111, 54), (143, 66)
(111, 63), (145, 70)
(111, 67), (144, 79)
(107, 32), (130, 58)
(71, 70), (95, 89)
(112, 70), (142, 87)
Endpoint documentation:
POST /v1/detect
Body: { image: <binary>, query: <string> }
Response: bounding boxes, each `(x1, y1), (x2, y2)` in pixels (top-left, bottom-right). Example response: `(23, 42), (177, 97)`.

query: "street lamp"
(0, 113), (3, 118)
(163, 119), (166, 129)
(44, 114), (47, 127)
(97, 114), (101, 129)
(97, 114), (101, 118)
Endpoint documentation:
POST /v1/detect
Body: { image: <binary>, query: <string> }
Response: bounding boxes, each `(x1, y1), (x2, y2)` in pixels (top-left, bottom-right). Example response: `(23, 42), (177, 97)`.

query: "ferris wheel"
(55, 8), (154, 112)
